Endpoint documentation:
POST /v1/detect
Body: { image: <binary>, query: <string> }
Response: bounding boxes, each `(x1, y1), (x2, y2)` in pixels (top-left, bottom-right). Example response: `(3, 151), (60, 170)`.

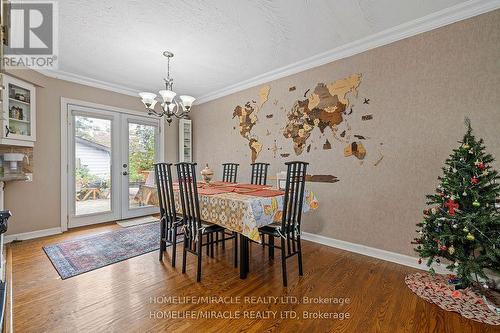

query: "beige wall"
(190, 11), (500, 256)
(4, 69), (178, 235)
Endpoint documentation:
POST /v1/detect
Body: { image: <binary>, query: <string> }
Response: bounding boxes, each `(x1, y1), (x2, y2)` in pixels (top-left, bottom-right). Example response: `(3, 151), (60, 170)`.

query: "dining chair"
(154, 162), (182, 267)
(258, 161), (308, 286)
(222, 163), (239, 183)
(176, 162), (238, 282)
(250, 163), (270, 185)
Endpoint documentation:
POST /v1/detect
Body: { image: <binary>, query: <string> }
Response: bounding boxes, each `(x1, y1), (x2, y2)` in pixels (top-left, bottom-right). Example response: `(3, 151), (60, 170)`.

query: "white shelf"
(9, 118), (30, 124)
(8, 98), (31, 106)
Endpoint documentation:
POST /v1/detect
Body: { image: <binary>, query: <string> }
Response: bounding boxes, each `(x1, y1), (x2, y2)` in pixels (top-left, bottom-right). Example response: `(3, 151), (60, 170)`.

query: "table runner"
(134, 184), (318, 242)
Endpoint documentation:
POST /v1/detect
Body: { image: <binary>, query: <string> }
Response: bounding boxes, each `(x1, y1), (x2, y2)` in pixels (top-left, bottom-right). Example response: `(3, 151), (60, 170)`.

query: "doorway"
(66, 103), (162, 228)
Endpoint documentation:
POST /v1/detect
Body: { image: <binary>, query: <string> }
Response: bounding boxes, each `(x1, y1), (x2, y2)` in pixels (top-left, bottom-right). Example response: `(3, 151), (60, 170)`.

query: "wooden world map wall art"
(232, 73), (384, 183)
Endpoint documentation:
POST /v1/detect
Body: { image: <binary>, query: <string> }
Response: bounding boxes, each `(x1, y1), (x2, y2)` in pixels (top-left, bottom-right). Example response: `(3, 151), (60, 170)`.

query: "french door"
(68, 105), (161, 228)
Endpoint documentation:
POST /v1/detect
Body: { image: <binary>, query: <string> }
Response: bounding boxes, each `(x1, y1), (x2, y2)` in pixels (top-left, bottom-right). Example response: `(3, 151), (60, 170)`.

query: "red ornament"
(444, 199), (459, 216)
(471, 177), (478, 184)
(440, 245), (447, 251)
(478, 162), (485, 170)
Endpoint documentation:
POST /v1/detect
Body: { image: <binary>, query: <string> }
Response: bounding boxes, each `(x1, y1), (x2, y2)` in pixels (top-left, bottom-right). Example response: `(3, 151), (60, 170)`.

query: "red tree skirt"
(405, 272), (500, 326)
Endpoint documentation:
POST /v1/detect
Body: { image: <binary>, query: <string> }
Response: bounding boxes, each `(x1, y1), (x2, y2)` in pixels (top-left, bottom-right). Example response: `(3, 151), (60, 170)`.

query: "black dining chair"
(258, 161), (308, 286)
(176, 162), (238, 282)
(250, 163), (270, 185)
(154, 162), (183, 267)
(222, 163), (239, 183)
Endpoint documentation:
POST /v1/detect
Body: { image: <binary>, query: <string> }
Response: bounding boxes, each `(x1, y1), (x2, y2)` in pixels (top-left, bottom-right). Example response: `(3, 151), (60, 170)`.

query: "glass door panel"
(121, 115), (160, 219)
(74, 116), (112, 216)
(8, 83), (32, 137)
(127, 122), (156, 210)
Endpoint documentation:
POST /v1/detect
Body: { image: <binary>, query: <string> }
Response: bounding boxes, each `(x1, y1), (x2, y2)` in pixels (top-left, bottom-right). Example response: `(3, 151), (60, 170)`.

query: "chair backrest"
(222, 163), (239, 183)
(154, 163), (176, 224)
(281, 161), (308, 254)
(250, 163), (270, 185)
(175, 162), (202, 244)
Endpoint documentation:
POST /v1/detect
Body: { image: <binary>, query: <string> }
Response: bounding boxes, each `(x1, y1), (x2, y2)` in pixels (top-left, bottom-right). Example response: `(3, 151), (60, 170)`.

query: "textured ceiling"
(58, 0), (468, 98)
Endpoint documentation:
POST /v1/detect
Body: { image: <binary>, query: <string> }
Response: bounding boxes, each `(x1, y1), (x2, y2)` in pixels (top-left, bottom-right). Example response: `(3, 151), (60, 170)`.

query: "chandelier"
(139, 51), (195, 124)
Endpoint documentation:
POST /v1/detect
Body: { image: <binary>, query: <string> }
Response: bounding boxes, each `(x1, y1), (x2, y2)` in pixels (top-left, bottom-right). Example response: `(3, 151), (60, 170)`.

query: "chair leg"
(210, 233), (215, 258)
(182, 236), (188, 274)
(222, 231), (225, 249)
(297, 237), (303, 276)
(280, 237), (287, 287)
(159, 219), (165, 261)
(206, 234), (210, 256)
(216, 232), (219, 247)
(233, 231), (238, 268)
(171, 226), (177, 267)
(196, 237), (203, 282)
(269, 235), (274, 259)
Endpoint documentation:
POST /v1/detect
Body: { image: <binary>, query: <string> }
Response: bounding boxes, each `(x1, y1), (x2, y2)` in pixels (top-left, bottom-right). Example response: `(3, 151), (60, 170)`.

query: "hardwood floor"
(10, 223), (494, 332)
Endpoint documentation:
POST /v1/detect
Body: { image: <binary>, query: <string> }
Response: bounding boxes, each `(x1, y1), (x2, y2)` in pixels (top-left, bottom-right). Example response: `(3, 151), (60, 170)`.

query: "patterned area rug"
(405, 272), (500, 325)
(44, 222), (179, 279)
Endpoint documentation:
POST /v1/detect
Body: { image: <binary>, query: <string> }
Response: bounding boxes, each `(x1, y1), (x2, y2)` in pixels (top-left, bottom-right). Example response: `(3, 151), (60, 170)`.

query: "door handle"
(122, 171), (128, 176)
(123, 163), (127, 168)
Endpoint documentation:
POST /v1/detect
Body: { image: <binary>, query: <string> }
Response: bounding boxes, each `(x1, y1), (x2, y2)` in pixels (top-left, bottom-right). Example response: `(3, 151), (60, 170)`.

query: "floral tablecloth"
(135, 185), (319, 242)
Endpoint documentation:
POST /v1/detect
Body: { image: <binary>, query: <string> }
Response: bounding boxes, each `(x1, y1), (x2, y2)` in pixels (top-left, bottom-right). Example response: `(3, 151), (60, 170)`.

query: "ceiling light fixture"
(139, 51), (195, 124)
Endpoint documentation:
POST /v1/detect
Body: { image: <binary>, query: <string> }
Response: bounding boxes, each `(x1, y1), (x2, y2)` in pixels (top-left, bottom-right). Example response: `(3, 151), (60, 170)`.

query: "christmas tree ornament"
(462, 191), (467, 196)
(440, 245), (447, 251)
(466, 233), (475, 241)
(472, 200), (480, 207)
(468, 148), (474, 154)
(463, 227), (469, 232)
(454, 261), (459, 267)
(452, 223), (458, 229)
(471, 177), (478, 184)
(478, 162), (485, 170)
(448, 245), (455, 254)
(462, 143), (470, 149)
(482, 170), (489, 176)
(444, 199), (459, 216)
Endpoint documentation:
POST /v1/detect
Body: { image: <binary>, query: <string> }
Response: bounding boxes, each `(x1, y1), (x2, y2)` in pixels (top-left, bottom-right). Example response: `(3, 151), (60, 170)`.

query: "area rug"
(405, 272), (500, 325)
(44, 222), (181, 279)
(116, 215), (158, 227)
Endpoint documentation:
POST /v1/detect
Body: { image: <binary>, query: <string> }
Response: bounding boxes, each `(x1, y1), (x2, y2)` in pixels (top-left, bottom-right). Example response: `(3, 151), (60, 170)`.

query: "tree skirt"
(405, 272), (500, 325)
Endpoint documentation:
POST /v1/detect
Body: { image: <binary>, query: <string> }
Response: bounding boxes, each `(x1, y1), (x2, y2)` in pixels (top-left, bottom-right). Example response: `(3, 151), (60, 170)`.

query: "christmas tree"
(415, 118), (500, 288)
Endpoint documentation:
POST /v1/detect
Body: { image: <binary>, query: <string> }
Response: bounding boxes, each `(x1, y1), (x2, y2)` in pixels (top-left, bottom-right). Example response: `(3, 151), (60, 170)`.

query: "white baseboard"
(4, 227), (62, 244)
(301, 232), (452, 274)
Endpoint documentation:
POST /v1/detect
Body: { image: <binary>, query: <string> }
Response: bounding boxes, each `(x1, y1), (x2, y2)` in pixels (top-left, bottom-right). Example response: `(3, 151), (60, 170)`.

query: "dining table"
(134, 181), (319, 279)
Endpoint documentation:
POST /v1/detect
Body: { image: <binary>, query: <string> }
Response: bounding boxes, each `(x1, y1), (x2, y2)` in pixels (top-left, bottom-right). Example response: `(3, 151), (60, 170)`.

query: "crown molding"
(35, 69), (140, 97)
(195, 0), (500, 105)
(33, 1), (500, 103)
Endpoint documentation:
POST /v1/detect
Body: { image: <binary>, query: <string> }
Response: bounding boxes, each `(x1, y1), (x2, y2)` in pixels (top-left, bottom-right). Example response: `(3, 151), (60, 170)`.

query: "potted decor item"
(200, 164), (214, 185)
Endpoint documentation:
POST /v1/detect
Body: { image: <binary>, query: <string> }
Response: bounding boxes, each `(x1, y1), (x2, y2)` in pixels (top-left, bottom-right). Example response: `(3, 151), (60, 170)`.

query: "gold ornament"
(466, 233), (475, 241)
(462, 143), (470, 149)
(448, 245), (455, 255)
